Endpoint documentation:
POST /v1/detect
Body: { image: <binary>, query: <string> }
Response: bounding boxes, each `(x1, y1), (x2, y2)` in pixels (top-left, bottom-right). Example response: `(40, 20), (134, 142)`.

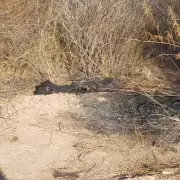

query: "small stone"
(162, 168), (179, 175)
(97, 97), (106, 102)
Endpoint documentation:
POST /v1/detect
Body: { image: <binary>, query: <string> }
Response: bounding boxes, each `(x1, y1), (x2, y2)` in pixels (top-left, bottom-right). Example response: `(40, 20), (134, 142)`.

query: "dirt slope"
(0, 93), (180, 180)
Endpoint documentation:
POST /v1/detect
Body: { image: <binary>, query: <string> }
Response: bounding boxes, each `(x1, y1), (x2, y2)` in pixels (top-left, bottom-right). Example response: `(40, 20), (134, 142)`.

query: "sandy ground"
(0, 92), (180, 180)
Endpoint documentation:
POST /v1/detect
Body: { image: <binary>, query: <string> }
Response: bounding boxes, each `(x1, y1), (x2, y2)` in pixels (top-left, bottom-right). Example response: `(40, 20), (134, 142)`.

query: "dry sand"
(0, 92), (179, 180)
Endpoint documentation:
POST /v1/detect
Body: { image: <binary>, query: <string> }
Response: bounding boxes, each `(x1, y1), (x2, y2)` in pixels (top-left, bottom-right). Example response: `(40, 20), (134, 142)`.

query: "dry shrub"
(0, 0), (180, 88)
(55, 0), (180, 88)
(56, 0), (149, 81)
(0, 0), (61, 82)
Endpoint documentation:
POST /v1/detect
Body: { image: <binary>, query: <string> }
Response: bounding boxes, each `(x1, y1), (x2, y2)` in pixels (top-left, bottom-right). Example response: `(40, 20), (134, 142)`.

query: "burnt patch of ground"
(78, 92), (180, 146)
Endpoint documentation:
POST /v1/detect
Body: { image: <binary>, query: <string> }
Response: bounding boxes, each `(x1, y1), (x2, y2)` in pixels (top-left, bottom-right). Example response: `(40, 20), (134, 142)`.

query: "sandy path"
(0, 93), (179, 180)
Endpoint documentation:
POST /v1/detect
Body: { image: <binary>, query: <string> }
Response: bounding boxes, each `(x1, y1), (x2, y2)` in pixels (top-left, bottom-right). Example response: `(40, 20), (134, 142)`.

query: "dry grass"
(0, 0), (60, 82)
(0, 0), (180, 88)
